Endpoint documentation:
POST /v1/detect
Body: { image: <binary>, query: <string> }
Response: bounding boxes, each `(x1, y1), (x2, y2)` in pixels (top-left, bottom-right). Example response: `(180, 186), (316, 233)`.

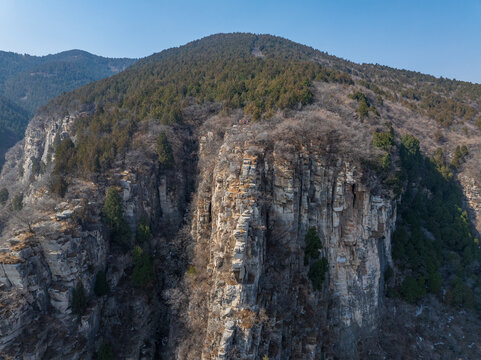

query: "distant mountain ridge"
(0, 49), (136, 115)
(0, 49), (136, 168)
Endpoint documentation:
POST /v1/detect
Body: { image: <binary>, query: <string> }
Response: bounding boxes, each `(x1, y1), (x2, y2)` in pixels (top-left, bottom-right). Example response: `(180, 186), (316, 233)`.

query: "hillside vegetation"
(49, 34), (353, 175)
(0, 49), (136, 168)
(16, 33), (481, 318)
(0, 49), (135, 115)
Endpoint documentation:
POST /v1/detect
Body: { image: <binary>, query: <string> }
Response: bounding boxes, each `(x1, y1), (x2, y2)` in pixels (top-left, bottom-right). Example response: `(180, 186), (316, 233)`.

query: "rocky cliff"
(1, 33), (481, 360)
(0, 99), (398, 359)
(170, 118), (396, 360)
(0, 108), (191, 358)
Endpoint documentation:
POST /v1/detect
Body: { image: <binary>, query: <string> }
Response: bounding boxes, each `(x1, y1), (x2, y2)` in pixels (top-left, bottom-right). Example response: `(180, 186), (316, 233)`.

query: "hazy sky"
(1, 0), (481, 83)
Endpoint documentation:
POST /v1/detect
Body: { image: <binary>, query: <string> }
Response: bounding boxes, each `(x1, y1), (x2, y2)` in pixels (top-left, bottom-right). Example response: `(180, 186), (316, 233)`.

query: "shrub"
(0, 187), (8, 205)
(304, 227), (328, 290)
(156, 132), (174, 168)
(94, 270), (110, 297)
(72, 282), (87, 315)
(187, 265), (196, 275)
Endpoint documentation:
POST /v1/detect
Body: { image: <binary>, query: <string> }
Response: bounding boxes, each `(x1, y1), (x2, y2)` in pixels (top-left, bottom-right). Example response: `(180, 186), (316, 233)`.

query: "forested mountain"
(1, 33), (481, 359)
(0, 49), (136, 168)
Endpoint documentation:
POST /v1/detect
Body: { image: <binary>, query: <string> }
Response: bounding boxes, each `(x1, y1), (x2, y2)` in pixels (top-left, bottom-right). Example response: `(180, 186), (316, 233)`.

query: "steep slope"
(0, 49), (136, 115)
(0, 50), (136, 169)
(0, 96), (29, 168)
(0, 33), (480, 359)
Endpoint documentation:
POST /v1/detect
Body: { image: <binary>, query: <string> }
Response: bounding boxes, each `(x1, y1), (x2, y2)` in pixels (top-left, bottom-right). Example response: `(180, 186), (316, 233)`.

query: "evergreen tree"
(0, 187), (8, 205)
(156, 132), (174, 168)
(132, 246), (154, 287)
(98, 342), (114, 360)
(102, 187), (131, 250)
(94, 270), (110, 297)
(72, 282), (87, 315)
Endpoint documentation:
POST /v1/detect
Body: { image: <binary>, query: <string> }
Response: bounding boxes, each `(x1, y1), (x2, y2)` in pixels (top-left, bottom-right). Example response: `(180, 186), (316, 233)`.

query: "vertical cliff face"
(0, 108), (397, 359)
(0, 110), (190, 359)
(178, 123), (396, 359)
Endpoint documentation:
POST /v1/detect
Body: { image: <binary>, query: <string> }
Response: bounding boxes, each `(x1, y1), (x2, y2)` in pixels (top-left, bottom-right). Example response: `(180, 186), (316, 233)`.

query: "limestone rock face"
(0, 110), (398, 359)
(0, 108), (188, 359)
(21, 110), (85, 184)
(181, 125), (396, 359)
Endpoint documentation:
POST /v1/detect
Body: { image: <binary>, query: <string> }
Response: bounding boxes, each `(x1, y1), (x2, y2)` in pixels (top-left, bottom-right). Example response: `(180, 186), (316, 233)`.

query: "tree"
(0, 188), (8, 205)
(72, 282), (87, 315)
(400, 276), (426, 303)
(50, 175), (68, 197)
(381, 153), (391, 172)
(132, 246), (154, 287)
(102, 187), (131, 250)
(94, 270), (110, 297)
(308, 257), (329, 291)
(373, 131), (394, 152)
(135, 217), (152, 243)
(358, 101), (369, 118)
(54, 137), (75, 174)
(304, 227), (322, 262)
(156, 132), (174, 168)
(11, 193), (23, 211)
(427, 271), (442, 294)
(401, 134), (420, 156)
(98, 342), (114, 360)
(103, 187), (123, 228)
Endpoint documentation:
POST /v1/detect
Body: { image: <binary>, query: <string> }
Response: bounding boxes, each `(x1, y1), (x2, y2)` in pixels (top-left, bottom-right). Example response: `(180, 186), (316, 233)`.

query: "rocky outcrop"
(177, 124), (396, 359)
(0, 107), (398, 359)
(0, 108), (190, 358)
(0, 200), (107, 358)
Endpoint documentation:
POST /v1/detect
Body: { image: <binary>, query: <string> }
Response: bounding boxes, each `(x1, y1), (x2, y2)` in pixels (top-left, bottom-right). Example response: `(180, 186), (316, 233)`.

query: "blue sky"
(1, 0), (481, 83)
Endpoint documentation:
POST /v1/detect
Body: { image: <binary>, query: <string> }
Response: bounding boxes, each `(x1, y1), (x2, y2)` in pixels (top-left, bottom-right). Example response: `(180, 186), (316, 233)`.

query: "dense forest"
(0, 95), (29, 137)
(0, 50), (136, 115)
(374, 131), (481, 313)
(50, 34), (353, 176)
(0, 49), (135, 168)
(0, 96), (30, 167)
(0, 49), (135, 114)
